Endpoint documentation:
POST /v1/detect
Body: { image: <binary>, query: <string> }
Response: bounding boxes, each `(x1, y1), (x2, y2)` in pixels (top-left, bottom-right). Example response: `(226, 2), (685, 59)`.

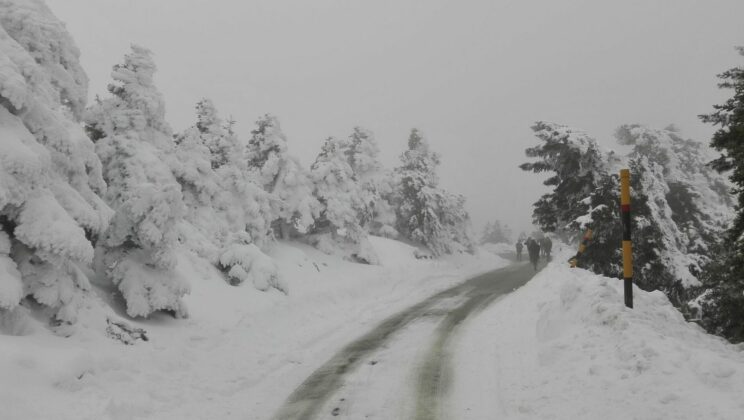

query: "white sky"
(47, 0), (744, 236)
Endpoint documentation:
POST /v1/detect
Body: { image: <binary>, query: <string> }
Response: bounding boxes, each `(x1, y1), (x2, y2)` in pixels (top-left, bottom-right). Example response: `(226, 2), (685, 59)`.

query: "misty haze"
(2, 1), (744, 419)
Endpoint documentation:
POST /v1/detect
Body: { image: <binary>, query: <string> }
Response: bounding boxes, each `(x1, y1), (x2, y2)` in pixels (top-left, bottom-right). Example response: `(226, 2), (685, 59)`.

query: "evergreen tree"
(246, 114), (318, 239)
(171, 105), (225, 261)
(616, 125), (731, 305)
(394, 129), (474, 255)
(519, 122), (609, 237)
(0, 0), (113, 329)
(521, 121), (731, 308)
(85, 45), (189, 318)
(193, 98), (238, 169)
(438, 190), (475, 253)
(481, 221), (513, 244)
(172, 102), (282, 291)
(699, 47), (744, 342)
(345, 127), (397, 237)
(309, 136), (378, 263)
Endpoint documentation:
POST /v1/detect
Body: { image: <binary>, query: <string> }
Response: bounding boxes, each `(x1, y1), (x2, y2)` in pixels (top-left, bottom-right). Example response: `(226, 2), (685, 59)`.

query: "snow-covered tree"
(394, 129), (474, 255)
(193, 98), (238, 169)
(309, 136), (378, 263)
(171, 114), (222, 260)
(246, 114), (318, 239)
(481, 221), (513, 244)
(0, 0), (112, 329)
(437, 190), (475, 253)
(85, 45), (188, 318)
(521, 121), (732, 308)
(345, 127), (397, 237)
(616, 125), (732, 302)
(172, 102), (282, 291)
(699, 47), (744, 342)
(519, 122), (611, 237)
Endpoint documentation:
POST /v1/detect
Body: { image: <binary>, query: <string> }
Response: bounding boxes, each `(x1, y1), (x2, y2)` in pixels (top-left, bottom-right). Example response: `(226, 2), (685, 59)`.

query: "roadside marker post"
(620, 169), (633, 309)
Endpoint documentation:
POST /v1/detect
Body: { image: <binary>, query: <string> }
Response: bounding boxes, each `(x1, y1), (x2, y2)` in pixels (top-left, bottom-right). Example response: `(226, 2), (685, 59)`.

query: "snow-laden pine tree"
(246, 115), (318, 239)
(171, 105), (223, 260)
(172, 101), (283, 292)
(522, 122), (676, 293)
(394, 129), (474, 256)
(0, 0), (112, 328)
(309, 136), (378, 263)
(480, 221), (513, 244)
(438, 190), (475, 253)
(193, 98), (239, 170)
(519, 122), (611, 238)
(345, 127), (398, 237)
(521, 121), (733, 308)
(615, 124), (732, 304)
(699, 47), (744, 342)
(84, 45), (189, 318)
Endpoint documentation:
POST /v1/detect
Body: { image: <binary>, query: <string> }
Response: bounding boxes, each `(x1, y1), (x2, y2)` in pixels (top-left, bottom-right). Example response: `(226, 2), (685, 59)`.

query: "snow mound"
(453, 258), (744, 420)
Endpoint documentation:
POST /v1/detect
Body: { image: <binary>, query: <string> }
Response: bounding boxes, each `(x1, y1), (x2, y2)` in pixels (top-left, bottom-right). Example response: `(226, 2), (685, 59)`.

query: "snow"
(481, 241), (515, 255)
(0, 232), (23, 310)
(4, 240), (742, 419)
(0, 236), (507, 420)
(451, 255), (744, 419)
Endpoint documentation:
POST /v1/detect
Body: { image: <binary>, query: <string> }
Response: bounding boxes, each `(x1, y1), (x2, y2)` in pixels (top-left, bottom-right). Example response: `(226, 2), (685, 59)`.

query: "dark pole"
(620, 169), (633, 309)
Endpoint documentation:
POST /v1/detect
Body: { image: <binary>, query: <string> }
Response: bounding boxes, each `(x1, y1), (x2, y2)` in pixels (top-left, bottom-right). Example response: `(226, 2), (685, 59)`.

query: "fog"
(47, 0), (744, 237)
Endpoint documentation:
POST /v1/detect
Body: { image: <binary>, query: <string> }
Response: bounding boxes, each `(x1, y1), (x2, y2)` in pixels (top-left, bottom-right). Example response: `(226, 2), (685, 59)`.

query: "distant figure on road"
(526, 238), (541, 271)
(515, 241), (523, 261)
(541, 236), (553, 261)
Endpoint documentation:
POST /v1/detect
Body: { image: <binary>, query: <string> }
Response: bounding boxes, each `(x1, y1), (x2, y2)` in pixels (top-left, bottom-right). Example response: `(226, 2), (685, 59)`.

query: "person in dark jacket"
(526, 237), (541, 271)
(541, 236), (553, 260)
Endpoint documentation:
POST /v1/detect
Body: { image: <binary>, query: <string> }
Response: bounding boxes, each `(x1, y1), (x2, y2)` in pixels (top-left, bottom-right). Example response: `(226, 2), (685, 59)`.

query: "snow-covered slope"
(452, 256), (744, 420)
(0, 237), (506, 420)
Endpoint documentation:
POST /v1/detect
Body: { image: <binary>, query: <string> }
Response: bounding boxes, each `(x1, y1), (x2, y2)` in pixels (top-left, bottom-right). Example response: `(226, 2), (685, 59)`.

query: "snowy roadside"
(1, 236), (507, 420)
(450, 254), (744, 420)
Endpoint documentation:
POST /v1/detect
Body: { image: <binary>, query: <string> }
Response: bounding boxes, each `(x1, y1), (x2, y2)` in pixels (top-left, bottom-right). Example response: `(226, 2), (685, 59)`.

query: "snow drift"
(452, 257), (744, 420)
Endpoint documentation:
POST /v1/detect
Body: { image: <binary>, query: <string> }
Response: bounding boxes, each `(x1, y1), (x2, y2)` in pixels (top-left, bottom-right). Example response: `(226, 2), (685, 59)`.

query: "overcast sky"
(47, 0), (744, 237)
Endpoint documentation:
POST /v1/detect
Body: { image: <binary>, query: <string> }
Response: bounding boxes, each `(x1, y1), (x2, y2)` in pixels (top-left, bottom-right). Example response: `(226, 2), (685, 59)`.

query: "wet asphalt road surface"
(272, 258), (541, 420)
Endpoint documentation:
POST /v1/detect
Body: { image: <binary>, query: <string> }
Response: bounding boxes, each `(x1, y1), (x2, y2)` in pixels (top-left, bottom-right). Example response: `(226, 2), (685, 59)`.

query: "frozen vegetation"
(2, 1), (744, 419)
(0, 0), (475, 333)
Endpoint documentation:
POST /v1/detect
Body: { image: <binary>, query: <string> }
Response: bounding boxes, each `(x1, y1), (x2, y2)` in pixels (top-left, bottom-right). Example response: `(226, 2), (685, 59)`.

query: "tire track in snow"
(271, 261), (539, 420)
(414, 262), (538, 420)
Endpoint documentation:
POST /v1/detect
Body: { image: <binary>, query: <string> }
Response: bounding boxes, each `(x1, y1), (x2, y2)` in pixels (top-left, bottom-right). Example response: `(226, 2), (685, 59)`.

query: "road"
(272, 259), (540, 420)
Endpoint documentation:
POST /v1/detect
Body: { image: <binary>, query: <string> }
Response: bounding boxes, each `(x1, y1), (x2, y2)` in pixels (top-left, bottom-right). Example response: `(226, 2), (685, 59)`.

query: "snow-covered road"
(272, 261), (539, 420)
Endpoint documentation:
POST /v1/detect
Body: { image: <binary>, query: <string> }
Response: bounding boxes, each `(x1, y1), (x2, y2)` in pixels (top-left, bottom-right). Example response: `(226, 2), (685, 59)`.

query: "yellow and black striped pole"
(620, 169), (633, 308)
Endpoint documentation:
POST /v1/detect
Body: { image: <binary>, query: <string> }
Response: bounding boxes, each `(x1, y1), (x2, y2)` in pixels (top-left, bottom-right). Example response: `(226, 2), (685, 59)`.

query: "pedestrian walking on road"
(541, 236), (553, 261)
(526, 238), (541, 271)
(515, 240), (523, 261)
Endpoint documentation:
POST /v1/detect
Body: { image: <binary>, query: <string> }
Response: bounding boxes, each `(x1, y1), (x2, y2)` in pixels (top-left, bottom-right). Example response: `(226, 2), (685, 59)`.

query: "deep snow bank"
(0, 236), (507, 420)
(452, 258), (744, 420)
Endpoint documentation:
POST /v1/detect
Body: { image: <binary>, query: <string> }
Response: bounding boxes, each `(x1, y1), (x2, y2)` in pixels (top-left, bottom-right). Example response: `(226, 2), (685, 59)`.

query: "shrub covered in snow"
(218, 243), (285, 292)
